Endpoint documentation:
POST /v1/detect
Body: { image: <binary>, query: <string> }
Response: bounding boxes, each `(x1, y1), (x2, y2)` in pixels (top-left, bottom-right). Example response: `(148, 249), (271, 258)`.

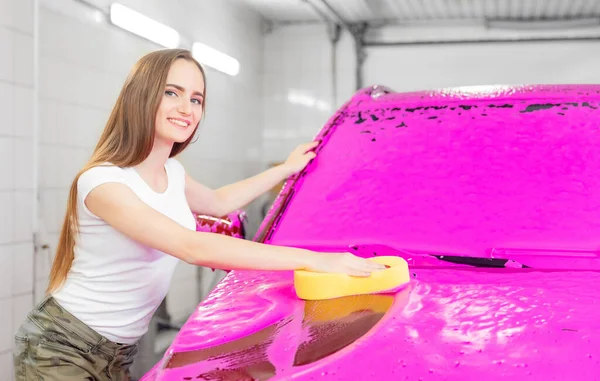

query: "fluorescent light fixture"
(192, 42), (240, 76)
(109, 3), (180, 48)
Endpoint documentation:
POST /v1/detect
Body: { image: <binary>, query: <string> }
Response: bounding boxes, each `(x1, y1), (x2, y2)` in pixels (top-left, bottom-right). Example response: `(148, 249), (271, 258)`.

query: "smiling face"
(155, 58), (205, 146)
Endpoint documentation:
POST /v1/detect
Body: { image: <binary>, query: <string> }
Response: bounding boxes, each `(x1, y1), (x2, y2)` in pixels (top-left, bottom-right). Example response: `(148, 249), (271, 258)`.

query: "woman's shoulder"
(81, 162), (125, 175)
(77, 163), (129, 197)
(79, 163), (127, 182)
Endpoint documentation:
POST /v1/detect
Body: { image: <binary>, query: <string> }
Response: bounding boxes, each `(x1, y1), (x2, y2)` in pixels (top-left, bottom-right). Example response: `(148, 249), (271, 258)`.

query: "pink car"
(142, 84), (600, 380)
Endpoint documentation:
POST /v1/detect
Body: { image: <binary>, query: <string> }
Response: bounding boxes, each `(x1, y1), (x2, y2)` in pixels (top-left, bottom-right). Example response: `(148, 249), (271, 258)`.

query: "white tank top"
(52, 158), (196, 344)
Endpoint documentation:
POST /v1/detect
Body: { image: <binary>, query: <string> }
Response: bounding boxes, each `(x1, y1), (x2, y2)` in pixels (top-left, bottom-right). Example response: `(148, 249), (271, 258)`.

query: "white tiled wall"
(262, 24), (351, 163)
(0, 0), (35, 378)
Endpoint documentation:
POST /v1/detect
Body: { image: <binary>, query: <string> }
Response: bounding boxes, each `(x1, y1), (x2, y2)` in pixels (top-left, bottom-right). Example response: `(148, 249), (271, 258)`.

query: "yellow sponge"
(294, 256), (410, 301)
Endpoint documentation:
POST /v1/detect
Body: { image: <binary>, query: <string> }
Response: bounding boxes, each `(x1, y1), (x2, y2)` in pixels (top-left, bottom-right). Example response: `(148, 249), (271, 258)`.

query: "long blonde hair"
(47, 49), (207, 293)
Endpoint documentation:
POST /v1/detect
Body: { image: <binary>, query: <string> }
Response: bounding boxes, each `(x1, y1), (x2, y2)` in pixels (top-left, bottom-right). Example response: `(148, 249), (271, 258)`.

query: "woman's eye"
(165, 90), (177, 97)
(191, 99), (202, 105)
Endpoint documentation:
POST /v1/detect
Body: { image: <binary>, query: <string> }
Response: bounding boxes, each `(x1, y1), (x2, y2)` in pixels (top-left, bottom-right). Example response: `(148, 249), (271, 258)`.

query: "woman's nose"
(178, 99), (191, 115)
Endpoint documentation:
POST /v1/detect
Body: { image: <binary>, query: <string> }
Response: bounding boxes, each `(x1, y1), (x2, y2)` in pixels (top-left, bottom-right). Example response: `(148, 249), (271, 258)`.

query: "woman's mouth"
(168, 118), (191, 128)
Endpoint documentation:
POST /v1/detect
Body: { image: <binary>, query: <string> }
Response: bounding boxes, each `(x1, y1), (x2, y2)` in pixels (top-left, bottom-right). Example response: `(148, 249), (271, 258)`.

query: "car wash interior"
(1, 1), (600, 380)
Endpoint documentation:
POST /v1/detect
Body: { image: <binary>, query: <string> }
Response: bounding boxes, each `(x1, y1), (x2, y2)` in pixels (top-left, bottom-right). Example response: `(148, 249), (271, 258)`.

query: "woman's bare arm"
(85, 183), (384, 275)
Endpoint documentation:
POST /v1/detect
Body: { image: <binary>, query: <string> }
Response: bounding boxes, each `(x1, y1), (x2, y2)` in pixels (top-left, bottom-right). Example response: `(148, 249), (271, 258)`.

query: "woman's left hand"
(282, 141), (319, 176)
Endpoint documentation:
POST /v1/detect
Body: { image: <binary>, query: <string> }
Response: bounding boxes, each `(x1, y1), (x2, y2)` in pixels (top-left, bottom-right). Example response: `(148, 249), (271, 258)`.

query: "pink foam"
(142, 84), (600, 380)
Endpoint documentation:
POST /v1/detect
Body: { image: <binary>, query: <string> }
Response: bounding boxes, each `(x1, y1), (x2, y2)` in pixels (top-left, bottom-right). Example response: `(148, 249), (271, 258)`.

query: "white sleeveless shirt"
(52, 158), (196, 344)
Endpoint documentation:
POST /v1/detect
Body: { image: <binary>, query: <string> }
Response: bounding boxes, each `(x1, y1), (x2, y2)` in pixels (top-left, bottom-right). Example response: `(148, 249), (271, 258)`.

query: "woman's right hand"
(305, 252), (386, 277)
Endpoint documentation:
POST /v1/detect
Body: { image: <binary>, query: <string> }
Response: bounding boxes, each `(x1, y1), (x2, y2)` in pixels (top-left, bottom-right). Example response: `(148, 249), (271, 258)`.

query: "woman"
(13, 49), (383, 380)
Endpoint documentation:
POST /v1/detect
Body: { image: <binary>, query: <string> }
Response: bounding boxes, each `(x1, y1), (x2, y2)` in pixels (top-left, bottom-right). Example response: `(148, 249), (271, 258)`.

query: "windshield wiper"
(428, 255), (528, 268)
(347, 244), (600, 271)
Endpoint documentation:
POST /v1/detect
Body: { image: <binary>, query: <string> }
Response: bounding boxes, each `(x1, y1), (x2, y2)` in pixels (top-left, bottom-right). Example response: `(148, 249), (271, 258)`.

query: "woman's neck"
(134, 139), (173, 192)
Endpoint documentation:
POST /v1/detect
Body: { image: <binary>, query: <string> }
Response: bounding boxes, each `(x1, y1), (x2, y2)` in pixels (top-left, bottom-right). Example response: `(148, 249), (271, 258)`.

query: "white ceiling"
(239, 0), (319, 22)
(240, 0), (600, 23)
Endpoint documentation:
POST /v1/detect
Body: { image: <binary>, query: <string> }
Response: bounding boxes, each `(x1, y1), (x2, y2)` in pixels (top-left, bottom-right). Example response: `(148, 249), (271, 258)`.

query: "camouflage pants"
(13, 296), (138, 380)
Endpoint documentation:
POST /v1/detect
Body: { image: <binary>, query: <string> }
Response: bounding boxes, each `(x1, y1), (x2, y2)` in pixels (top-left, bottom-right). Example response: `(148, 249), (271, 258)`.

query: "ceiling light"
(192, 42), (240, 76)
(109, 3), (180, 48)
